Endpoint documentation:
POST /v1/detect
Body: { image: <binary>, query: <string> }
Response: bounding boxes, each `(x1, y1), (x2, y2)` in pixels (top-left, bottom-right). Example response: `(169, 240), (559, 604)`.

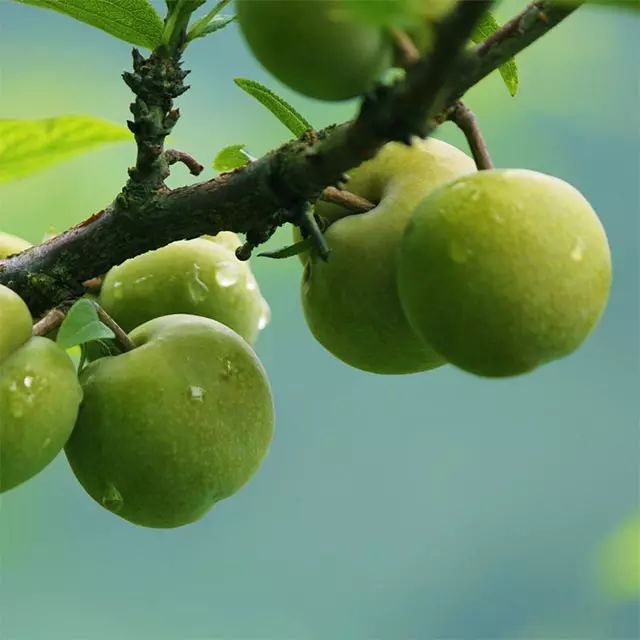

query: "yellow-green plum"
(0, 232), (31, 259)
(236, 0), (393, 101)
(100, 235), (270, 344)
(65, 314), (274, 528)
(398, 169), (612, 377)
(302, 138), (475, 374)
(0, 285), (82, 492)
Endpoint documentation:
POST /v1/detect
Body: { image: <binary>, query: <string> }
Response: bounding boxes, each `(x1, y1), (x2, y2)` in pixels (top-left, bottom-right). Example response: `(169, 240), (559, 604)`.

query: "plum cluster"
(300, 140), (612, 377)
(0, 233), (274, 528)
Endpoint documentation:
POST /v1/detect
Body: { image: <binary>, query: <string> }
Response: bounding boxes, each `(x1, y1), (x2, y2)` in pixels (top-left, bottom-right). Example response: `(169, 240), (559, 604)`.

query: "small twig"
(165, 149), (204, 176)
(82, 276), (103, 295)
(94, 304), (135, 352)
(390, 28), (421, 67)
(320, 187), (376, 214)
(33, 306), (68, 337)
(448, 101), (493, 170)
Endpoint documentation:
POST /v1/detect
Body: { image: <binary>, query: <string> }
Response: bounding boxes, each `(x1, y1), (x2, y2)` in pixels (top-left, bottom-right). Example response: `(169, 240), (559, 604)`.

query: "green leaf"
(56, 299), (115, 350)
(12, 0), (164, 48)
(471, 12), (519, 97)
(259, 238), (313, 259)
(234, 78), (312, 137)
(0, 116), (131, 185)
(212, 144), (252, 172)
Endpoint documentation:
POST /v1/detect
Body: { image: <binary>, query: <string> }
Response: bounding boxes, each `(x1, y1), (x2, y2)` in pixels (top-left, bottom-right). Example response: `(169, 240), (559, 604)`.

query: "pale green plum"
(398, 169), (612, 377)
(302, 138), (475, 374)
(65, 314), (274, 528)
(0, 285), (82, 492)
(236, 0), (393, 101)
(100, 236), (270, 344)
(0, 232), (31, 259)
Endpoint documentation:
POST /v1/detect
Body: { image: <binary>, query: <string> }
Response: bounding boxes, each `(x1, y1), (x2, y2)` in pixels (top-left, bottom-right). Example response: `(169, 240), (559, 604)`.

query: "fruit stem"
(94, 305), (135, 353)
(448, 101), (493, 171)
(33, 306), (68, 337)
(320, 187), (376, 214)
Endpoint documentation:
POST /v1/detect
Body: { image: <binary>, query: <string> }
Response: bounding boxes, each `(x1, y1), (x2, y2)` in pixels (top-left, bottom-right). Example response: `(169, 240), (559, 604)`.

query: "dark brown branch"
(0, 1), (579, 315)
(448, 101), (493, 170)
(320, 187), (376, 214)
(95, 305), (135, 352)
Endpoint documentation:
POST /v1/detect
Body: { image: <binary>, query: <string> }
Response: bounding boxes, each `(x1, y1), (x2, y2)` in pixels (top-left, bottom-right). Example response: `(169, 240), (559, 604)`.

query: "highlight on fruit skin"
(397, 169), (612, 377)
(301, 137), (476, 374)
(100, 233), (270, 345)
(0, 284), (83, 493)
(236, 0), (393, 101)
(65, 314), (275, 529)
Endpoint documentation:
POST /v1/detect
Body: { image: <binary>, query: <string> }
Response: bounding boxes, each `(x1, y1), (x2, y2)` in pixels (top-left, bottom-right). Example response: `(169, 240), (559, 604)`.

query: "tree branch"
(0, 1), (579, 316)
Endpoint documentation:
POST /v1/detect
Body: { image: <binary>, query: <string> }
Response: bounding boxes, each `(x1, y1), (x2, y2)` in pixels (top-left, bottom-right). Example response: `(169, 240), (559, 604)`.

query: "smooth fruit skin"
(0, 232), (31, 259)
(236, 0), (392, 101)
(0, 285), (33, 363)
(0, 285), (82, 492)
(100, 237), (270, 344)
(1, 338), (83, 492)
(398, 169), (612, 377)
(302, 138), (475, 374)
(65, 315), (274, 528)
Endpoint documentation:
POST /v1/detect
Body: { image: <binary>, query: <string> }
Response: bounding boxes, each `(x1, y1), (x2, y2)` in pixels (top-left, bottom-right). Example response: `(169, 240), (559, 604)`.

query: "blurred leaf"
(234, 78), (312, 137)
(0, 116), (131, 185)
(259, 238), (312, 259)
(472, 12), (519, 97)
(213, 144), (252, 172)
(597, 514), (640, 601)
(12, 0), (164, 48)
(56, 299), (115, 350)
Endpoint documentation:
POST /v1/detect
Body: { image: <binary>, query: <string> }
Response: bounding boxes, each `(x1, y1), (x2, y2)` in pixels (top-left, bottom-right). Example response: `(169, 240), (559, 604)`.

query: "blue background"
(0, 1), (638, 638)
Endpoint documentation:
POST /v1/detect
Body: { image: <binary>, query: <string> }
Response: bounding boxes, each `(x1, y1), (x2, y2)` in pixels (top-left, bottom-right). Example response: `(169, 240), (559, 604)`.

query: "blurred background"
(0, 1), (638, 638)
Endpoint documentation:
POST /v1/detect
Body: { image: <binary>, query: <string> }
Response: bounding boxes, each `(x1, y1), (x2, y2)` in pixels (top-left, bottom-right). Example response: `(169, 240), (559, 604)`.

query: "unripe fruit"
(0, 285), (82, 492)
(100, 235), (270, 344)
(236, 0), (393, 101)
(0, 232), (31, 259)
(65, 315), (274, 528)
(302, 138), (475, 374)
(398, 169), (612, 377)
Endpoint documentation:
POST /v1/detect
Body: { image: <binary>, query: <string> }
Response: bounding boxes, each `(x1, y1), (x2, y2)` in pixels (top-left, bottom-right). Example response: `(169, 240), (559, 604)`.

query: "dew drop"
(246, 275), (258, 292)
(188, 264), (210, 303)
(571, 237), (585, 262)
(101, 483), (123, 513)
(257, 302), (271, 331)
(492, 211), (505, 224)
(448, 240), (472, 264)
(134, 274), (153, 287)
(112, 281), (124, 300)
(189, 385), (206, 402)
(215, 261), (240, 288)
(23, 375), (33, 389)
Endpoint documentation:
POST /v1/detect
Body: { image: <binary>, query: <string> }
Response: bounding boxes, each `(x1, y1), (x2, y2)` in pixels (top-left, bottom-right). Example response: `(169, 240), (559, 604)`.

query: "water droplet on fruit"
(42, 436), (52, 449)
(112, 281), (124, 300)
(448, 240), (472, 264)
(470, 191), (480, 202)
(246, 275), (258, 292)
(134, 274), (153, 287)
(215, 261), (240, 288)
(23, 375), (33, 389)
(101, 483), (123, 513)
(571, 237), (585, 262)
(188, 264), (209, 303)
(257, 302), (271, 331)
(189, 385), (206, 402)
(492, 211), (505, 224)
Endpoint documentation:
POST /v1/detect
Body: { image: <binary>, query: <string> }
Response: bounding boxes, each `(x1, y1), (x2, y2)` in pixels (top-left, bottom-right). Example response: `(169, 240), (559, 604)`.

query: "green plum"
(65, 314), (275, 528)
(100, 235), (270, 344)
(236, 0), (393, 101)
(0, 232), (31, 259)
(302, 138), (475, 374)
(0, 285), (83, 492)
(398, 169), (612, 377)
